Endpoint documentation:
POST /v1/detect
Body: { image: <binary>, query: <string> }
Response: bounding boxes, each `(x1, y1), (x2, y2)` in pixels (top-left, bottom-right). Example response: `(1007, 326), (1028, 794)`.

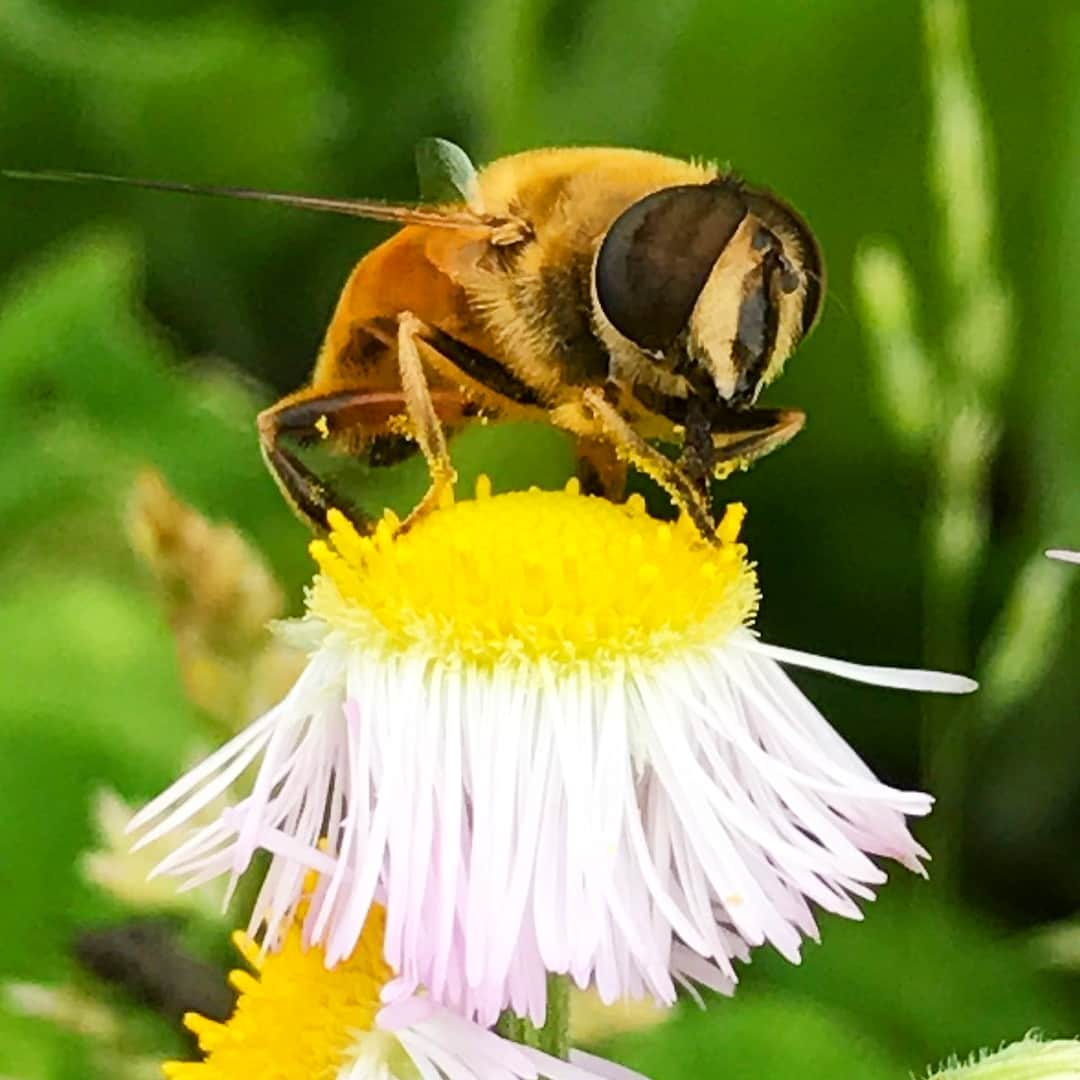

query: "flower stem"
(495, 974), (571, 1062)
(539, 974), (570, 1060)
(494, 1008), (539, 1049)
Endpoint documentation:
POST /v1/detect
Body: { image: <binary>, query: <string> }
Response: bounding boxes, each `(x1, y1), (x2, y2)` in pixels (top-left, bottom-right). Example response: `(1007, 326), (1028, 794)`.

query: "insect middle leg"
(394, 312), (458, 531)
(574, 437), (628, 500)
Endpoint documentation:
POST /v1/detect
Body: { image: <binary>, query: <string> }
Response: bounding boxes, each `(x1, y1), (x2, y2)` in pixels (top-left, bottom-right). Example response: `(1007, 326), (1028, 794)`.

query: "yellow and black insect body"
(5, 140), (824, 538)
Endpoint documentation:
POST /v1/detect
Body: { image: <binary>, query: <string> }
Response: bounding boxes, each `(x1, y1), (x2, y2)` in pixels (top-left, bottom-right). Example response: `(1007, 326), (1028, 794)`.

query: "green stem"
(495, 974), (571, 1063)
(539, 973), (570, 1060)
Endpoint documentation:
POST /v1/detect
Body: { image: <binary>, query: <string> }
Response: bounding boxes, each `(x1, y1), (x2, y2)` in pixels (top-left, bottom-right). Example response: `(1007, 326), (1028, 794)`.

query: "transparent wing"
(414, 137), (482, 212)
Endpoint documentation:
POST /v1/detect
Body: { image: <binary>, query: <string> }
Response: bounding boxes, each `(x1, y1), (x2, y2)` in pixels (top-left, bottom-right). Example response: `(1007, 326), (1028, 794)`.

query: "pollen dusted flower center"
(307, 480), (758, 668)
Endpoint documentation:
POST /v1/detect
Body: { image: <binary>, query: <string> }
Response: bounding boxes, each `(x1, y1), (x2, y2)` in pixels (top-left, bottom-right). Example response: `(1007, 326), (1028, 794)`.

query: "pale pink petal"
(1047, 549), (1080, 564)
(369, 1001), (645, 1080)
(741, 638), (978, 694)
(568, 1051), (651, 1080)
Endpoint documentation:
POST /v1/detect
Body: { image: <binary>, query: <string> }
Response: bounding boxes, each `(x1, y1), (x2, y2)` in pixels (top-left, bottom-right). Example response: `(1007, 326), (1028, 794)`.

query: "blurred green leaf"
(0, 227), (308, 584)
(604, 884), (1077, 1078)
(602, 885), (1075, 1079)
(745, 886), (1075, 1069)
(1031, 6), (1080, 541)
(0, 575), (200, 981)
(0, 0), (338, 371)
(0, 1009), (94, 1079)
(604, 994), (903, 1080)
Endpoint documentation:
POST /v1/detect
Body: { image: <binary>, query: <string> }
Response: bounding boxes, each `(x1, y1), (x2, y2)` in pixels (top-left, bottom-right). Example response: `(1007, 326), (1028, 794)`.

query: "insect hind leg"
(258, 393), (374, 533)
(257, 381), (465, 535)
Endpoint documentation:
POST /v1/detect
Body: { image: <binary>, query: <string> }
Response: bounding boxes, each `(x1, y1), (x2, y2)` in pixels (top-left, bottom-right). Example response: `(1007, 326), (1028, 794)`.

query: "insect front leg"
(579, 388), (717, 539)
(707, 406), (806, 473)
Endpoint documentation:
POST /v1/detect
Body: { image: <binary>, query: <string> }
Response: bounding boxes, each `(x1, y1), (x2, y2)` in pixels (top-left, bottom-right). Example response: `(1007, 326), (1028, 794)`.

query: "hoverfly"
(5, 139), (823, 538)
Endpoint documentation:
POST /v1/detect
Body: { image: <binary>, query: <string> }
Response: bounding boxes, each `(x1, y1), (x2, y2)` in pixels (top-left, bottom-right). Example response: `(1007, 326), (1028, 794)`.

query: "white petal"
(126, 703), (282, 834)
(741, 638), (977, 694)
(568, 1051), (648, 1080)
(252, 826), (337, 873)
(390, 1033), (442, 1080)
(377, 1002), (644, 1080)
(1047, 549), (1080, 564)
(376, 996), (435, 1031)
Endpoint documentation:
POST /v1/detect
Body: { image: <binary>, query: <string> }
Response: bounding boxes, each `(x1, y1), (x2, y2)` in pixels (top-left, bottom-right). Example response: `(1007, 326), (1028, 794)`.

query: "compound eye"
(595, 183), (747, 352)
(742, 190), (825, 336)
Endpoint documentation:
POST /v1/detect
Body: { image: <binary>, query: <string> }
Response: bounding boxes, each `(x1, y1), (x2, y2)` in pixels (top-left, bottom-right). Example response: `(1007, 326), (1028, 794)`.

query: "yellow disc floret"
(306, 481), (758, 671)
(163, 905), (393, 1080)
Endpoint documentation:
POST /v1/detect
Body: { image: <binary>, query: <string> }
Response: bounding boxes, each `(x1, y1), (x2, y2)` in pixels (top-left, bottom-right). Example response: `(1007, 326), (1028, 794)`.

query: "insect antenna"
(1, 168), (489, 230)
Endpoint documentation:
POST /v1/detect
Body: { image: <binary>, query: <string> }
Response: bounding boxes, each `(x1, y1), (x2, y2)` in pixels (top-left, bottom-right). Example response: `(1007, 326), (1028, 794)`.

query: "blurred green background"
(1, 0), (1079, 1076)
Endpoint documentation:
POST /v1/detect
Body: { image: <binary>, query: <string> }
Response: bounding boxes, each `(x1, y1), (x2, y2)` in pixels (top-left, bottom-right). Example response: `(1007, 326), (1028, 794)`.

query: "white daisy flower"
(163, 898), (627, 1080)
(132, 481), (975, 1027)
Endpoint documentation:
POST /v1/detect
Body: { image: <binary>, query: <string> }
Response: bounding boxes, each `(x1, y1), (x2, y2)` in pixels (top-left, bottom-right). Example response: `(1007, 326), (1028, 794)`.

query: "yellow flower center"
(163, 906), (394, 1080)
(307, 480), (758, 670)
